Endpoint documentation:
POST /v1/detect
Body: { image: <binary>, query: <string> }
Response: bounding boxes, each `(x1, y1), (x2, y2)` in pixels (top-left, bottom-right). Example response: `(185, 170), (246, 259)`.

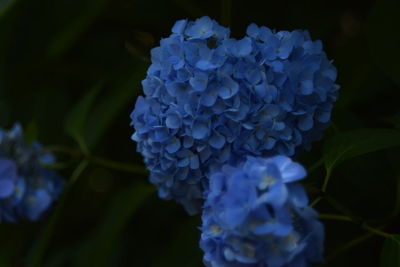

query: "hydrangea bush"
(0, 124), (64, 222)
(3, 2), (400, 266)
(130, 16), (339, 214)
(200, 156), (324, 267)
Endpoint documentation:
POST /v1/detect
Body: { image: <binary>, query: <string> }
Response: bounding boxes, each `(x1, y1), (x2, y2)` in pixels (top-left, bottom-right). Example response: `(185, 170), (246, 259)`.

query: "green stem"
(361, 223), (392, 239)
(319, 214), (353, 222)
(46, 145), (147, 175)
(319, 213), (391, 239)
(310, 196), (322, 207)
(46, 145), (81, 157)
(327, 232), (374, 261)
(311, 167), (332, 207)
(323, 193), (358, 218)
(308, 158), (324, 173)
(89, 155), (147, 175)
(321, 167), (332, 193)
(42, 161), (74, 170)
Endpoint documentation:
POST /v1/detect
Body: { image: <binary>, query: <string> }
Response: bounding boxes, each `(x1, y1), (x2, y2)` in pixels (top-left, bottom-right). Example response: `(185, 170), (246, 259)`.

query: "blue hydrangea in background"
(130, 16), (339, 214)
(200, 156), (324, 267)
(0, 124), (64, 222)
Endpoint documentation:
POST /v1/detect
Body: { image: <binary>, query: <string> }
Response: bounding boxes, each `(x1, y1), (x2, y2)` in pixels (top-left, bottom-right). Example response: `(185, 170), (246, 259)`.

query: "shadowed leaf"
(64, 82), (104, 152)
(0, 0), (18, 18)
(46, 0), (111, 59)
(380, 235), (400, 267)
(75, 182), (154, 267)
(84, 61), (148, 149)
(323, 128), (400, 170)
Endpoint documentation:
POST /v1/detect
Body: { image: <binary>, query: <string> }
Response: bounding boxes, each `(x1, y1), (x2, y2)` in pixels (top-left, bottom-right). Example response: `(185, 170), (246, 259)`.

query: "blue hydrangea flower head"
(130, 16), (339, 214)
(200, 155), (324, 267)
(0, 123), (64, 222)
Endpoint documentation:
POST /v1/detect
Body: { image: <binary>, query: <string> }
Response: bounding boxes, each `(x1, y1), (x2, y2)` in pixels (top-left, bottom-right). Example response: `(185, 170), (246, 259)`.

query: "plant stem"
(326, 232), (374, 261)
(310, 196), (322, 207)
(308, 158), (324, 173)
(319, 214), (353, 222)
(311, 167), (332, 207)
(46, 145), (147, 175)
(360, 223), (392, 238)
(321, 167), (332, 193)
(323, 193), (358, 218)
(319, 213), (391, 238)
(89, 155), (147, 175)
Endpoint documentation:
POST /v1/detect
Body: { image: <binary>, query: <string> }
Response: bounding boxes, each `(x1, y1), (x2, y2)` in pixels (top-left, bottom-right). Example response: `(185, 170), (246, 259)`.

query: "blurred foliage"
(380, 235), (400, 267)
(0, 0), (399, 266)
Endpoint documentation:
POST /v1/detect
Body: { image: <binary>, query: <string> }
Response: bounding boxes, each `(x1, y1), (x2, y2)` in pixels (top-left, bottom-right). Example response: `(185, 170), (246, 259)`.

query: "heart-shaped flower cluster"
(130, 16), (338, 214)
(200, 156), (324, 267)
(0, 124), (64, 222)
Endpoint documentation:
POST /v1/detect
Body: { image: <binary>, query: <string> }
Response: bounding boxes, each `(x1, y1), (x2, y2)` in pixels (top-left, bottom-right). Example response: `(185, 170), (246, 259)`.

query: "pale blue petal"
(192, 120), (209, 139)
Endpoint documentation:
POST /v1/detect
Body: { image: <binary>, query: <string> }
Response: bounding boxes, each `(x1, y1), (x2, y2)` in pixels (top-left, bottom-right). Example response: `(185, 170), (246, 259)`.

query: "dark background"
(0, 0), (399, 266)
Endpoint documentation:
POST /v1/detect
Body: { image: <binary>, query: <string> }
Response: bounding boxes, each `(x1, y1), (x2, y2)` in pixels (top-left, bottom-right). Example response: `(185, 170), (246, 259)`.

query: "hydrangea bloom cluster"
(0, 124), (64, 222)
(130, 16), (339, 214)
(200, 156), (324, 267)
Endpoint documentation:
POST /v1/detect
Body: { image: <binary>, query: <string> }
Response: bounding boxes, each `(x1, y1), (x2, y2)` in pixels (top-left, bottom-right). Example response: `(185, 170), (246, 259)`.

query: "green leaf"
(65, 61), (147, 151)
(323, 128), (400, 170)
(46, 0), (111, 59)
(64, 82), (103, 152)
(0, 0), (18, 18)
(84, 62), (147, 149)
(75, 182), (154, 267)
(381, 235), (400, 267)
